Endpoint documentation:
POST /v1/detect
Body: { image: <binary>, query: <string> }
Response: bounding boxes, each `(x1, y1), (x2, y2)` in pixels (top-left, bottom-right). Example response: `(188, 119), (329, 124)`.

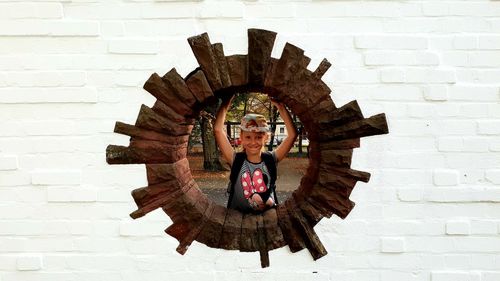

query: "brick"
(198, 1), (244, 18)
(449, 86), (499, 101)
(108, 39), (159, 54)
(431, 271), (480, 281)
(446, 220), (470, 235)
(463, 137), (489, 152)
(478, 121), (500, 135)
(449, 2), (500, 17)
(397, 188), (423, 202)
(0, 87), (97, 104)
(408, 104), (435, 118)
(355, 35), (427, 49)
(47, 187), (97, 202)
(6, 71), (86, 87)
(426, 187), (500, 203)
(460, 104), (489, 118)
(438, 120), (476, 135)
(141, 4), (196, 19)
(380, 237), (405, 253)
(423, 2), (449, 16)
(119, 221), (165, 237)
(246, 3), (296, 18)
(478, 36), (500, 49)
(406, 69), (456, 83)
(369, 85), (422, 100)
(438, 137), (463, 152)
(471, 220), (498, 235)
(0, 20), (99, 37)
(100, 21), (124, 37)
(0, 155), (18, 170)
(485, 170), (500, 184)
(0, 3), (62, 19)
(433, 169), (459, 186)
(483, 272), (500, 281)
(453, 35), (477, 50)
(0, 171), (31, 186)
(17, 255), (43, 271)
(380, 69), (405, 83)
(423, 85), (449, 101)
(470, 52), (500, 67)
(31, 169), (81, 185)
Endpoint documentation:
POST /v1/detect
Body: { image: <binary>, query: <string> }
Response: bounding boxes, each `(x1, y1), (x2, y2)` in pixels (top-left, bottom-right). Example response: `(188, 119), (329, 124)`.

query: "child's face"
(241, 131), (267, 155)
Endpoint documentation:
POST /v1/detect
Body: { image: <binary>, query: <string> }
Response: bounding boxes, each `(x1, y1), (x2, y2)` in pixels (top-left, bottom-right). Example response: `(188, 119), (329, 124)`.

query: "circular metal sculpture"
(106, 29), (388, 268)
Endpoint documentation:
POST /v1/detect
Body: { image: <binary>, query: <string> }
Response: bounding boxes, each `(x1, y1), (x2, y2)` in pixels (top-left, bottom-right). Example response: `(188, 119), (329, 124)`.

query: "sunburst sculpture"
(106, 29), (389, 268)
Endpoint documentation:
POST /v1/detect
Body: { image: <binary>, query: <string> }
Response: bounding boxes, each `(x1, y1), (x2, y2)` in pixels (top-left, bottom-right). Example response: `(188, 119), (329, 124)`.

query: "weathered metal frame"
(106, 29), (389, 268)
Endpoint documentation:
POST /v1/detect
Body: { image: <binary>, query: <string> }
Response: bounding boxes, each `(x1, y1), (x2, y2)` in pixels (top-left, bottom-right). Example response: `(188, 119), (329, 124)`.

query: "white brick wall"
(0, 0), (499, 280)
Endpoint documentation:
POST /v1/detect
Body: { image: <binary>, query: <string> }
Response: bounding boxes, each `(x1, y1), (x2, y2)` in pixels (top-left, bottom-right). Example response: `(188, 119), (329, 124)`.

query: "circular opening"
(188, 92), (310, 208)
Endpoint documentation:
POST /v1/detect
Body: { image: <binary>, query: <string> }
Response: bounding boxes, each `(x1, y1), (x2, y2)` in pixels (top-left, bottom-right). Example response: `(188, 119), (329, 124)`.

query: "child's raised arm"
(272, 101), (298, 162)
(214, 97), (235, 166)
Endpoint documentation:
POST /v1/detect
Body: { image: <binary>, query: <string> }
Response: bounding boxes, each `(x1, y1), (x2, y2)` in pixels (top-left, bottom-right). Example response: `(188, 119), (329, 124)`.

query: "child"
(214, 97), (298, 213)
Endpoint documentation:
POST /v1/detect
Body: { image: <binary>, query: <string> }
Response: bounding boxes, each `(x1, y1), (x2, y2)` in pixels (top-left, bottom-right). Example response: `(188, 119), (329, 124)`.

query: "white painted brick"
(449, 86), (499, 101)
(431, 271), (480, 281)
(0, 3), (62, 19)
(108, 39), (159, 54)
(0, 87), (97, 104)
(406, 69), (456, 83)
(0, 20), (99, 36)
(380, 69), (405, 83)
(446, 220), (470, 235)
(460, 104), (489, 118)
(449, 2), (500, 17)
(408, 104), (435, 118)
(478, 36), (500, 50)
(47, 186), (97, 202)
(380, 237), (405, 253)
(100, 21), (124, 37)
(0, 171), (31, 186)
(490, 139), (500, 152)
(16, 255), (43, 271)
(442, 51), (469, 67)
(482, 272), (500, 281)
(433, 169), (459, 186)
(246, 3), (296, 18)
(5, 71), (86, 87)
(471, 220), (498, 235)
(426, 187), (500, 203)
(437, 120), (476, 135)
(463, 137), (489, 152)
(423, 85), (449, 101)
(453, 35), (477, 50)
(141, 3), (196, 19)
(355, 35), (427, 50)
(478, 121), (500, 135)
(31, 170), (81, 185)
(436, 104), (460, 117)
(0, 155), (18, 170)
(485, 170), (500, 184)
(422, 2), (448, 17)
(470, 52), (500, 67)
(397, 188), (423, 202)
(365, 51), (439, 66)
(198, 1), (244, 18)
(119, 221), (167, 237)
(438, 137), (463, 152)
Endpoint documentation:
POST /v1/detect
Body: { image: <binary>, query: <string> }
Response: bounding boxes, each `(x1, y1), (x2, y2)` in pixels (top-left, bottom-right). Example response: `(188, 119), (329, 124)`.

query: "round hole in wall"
(106, 29), (389, 268)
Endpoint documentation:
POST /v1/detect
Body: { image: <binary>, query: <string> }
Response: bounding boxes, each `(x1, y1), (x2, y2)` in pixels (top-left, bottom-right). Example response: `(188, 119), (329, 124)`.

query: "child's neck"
(245, 152), (261, 163)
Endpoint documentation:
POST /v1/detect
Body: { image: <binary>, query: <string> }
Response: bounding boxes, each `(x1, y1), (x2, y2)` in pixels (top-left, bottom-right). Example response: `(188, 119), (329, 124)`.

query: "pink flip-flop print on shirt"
(241, 168), (268, 199)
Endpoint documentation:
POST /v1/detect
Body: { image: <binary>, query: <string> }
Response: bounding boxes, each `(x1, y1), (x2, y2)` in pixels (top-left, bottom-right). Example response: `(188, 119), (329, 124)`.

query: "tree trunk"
(267, 104), (278, 151)
(200, 110), (224, 171)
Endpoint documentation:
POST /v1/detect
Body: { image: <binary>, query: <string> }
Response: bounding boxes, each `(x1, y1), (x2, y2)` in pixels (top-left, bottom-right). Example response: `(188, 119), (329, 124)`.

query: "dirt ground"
(188, 154), (309, 206)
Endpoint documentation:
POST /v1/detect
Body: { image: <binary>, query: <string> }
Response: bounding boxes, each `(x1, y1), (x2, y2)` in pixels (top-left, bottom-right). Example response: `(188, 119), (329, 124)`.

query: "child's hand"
(248, 193), (266, 211)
